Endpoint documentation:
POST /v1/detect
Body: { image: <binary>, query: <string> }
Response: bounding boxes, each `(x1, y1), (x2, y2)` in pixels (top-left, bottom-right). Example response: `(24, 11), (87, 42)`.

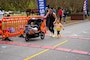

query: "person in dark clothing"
(63, 9), (67, 23)
(45, 8), (57, 37)
(26, 9), (31, 16)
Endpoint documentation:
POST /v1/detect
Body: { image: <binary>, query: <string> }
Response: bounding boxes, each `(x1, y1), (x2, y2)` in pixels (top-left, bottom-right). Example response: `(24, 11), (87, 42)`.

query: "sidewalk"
(61, 17), (90, 26)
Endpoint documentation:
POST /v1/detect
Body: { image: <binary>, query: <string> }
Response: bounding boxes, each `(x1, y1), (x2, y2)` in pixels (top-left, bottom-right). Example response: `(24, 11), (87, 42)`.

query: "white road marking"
(82, 31), (88, 33)
(70, 33), (78, 36)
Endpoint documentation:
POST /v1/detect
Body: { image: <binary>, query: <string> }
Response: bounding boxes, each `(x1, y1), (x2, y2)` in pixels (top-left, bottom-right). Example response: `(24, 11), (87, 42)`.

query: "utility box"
(71, 13), (85, 20)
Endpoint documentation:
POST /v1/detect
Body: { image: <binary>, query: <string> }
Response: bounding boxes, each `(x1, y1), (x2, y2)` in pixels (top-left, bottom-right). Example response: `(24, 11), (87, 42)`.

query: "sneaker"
(59, 34), (62, 37)
(56, 35), (59, 38)
(52, 34), (55, 37)
(50, 33), (53, 37)
(50, 34), (52, 36)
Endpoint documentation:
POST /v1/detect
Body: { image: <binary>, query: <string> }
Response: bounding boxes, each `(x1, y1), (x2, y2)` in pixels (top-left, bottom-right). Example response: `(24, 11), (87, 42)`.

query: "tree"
(0, 0), (90, 12)
(46, 0), (90, 12)
(0, 0), (37, 11)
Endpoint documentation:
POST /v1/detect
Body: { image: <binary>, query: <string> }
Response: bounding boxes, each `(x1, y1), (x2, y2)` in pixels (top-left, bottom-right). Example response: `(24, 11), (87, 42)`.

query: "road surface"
(0, 21), (90, 60)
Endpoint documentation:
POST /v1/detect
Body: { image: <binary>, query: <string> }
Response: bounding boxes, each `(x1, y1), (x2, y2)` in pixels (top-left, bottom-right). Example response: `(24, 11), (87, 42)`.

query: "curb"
(63, 19), (89, 27)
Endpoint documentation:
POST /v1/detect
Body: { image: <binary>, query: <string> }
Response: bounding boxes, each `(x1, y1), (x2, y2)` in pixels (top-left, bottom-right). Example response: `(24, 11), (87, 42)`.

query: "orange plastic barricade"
(28, 15), (43, 19)
(41, 20), (46, 34)
(2, 30), (21, 38)
(2, 16), (28, 30)
(2, 16), (28, 39)
(0, 23), (1, 27)
(28, 16), (44, 21)
(0, 21), (2, 35)
(0, 30), (2, 35)
(1, 15), (46, 40)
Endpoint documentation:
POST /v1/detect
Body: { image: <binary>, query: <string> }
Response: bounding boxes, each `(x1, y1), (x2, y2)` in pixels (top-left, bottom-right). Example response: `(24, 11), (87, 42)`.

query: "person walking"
(63, 9), (67, 24)
(58, 8), (63, 22)
(0, 10), (4, 20)
(45, 8), (57, 37)
(54, 19), (64, 38)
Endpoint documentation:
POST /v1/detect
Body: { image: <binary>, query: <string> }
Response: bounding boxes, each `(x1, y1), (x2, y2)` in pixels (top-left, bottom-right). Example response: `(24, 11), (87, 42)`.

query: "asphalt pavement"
(0, 19), (90, 60)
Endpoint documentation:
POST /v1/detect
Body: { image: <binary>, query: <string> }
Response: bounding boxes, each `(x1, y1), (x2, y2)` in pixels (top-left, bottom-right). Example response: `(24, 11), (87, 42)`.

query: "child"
(24, 22), (38, 34)
(30, 22), (38, 31)
(54, 19), (64, 38)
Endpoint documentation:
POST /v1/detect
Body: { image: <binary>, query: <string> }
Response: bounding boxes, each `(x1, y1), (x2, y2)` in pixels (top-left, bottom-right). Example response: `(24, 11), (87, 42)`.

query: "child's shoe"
(59, 34), (62, 37)
(56, 35), (59, 38)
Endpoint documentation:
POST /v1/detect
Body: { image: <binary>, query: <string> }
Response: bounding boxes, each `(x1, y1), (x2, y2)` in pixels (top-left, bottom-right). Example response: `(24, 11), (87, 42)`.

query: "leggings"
(48, 25), (54, 34)
(59, 16), (62, 22)
(57, 31), (60, 35)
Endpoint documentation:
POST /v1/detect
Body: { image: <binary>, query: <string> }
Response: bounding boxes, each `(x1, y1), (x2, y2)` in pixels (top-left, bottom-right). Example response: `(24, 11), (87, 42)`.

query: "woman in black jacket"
(45, 8), (57, 37)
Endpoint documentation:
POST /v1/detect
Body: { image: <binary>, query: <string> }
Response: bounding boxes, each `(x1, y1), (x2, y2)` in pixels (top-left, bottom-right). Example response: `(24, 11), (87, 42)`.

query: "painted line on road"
(24, 49), (49, 60)
(62, 36), (90, 40)
(71, 50), (89, 55)
(55, 47), (90, 56)
(55, 47), (72, 52)
(46, 34), (90, 40)
(41, 46), (55, 49)
(0, 40), (90, 57)
(24, 40), (68, 60)
(0, 41), (41, 48)
(54, 40), (68, 47)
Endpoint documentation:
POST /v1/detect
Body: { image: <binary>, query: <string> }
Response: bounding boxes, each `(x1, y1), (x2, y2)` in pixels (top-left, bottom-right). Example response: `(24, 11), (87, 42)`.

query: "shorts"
(56, 27), (62, 31)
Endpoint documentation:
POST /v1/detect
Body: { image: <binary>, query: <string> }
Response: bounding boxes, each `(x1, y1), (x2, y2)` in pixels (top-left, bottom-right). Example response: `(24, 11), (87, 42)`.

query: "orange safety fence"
(1, 15), (46, 39)
(2, 29), (23, 38)
(0, 21), (2, 35)
(2, 16), (28, 31)
(41, 20), (47, 34)
(0, 21), (2, 28)
(28, 15), (44, 19)
(2, 16), (28, 38)
(0, 30), (2, 35)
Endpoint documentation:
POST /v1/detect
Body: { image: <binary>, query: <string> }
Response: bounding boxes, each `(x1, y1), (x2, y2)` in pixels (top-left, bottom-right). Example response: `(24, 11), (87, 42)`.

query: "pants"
(63, 16), (66, 22)
(48, 25), (54, 34)
(57, 31), (60, 35)
(59, 16), (62, 22)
